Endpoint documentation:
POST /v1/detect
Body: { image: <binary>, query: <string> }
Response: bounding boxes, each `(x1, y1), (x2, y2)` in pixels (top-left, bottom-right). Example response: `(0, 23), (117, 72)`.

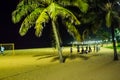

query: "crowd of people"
(70, 44), (100, 54)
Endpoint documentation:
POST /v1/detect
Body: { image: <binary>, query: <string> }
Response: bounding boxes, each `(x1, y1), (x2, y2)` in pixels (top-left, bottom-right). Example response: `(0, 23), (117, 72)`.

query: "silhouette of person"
(0, 46), (5, 55)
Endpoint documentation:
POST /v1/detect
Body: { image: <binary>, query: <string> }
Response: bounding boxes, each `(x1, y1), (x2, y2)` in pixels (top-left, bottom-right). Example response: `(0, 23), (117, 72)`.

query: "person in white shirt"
(0, 46), (5, 55)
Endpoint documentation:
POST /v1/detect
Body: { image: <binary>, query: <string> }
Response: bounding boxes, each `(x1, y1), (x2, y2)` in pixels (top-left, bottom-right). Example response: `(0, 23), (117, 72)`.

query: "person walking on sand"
(81, 46), (84, 54)
(94, 45), (96, 52)
(70, 46), (73, 56)
(0, 46), (5, 55)
(88, 46), (92, 53)
(77, 45), (80, 53)
(85, 46), (88, 54)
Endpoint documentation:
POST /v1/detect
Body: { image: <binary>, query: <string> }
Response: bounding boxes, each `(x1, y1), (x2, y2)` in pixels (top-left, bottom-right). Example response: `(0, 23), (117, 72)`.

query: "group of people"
(70, 44), (100, 54)
(80, 46), (92, 54)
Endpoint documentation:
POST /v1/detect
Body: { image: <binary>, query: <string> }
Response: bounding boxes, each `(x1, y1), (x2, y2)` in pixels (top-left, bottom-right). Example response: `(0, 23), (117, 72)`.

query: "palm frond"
(73, 0), (89, 13)
(105, 11), (111, 27)
(19, 8), (44, 36)
(35, 9), (50, 37)
(65, 22), (82, 41)
(37, 0), (52, 6)
(57, 0), (89, 13)
(44, 3), (80, 26)
(54, 3), (80, 25)
(48, 3), (81, 41)
(56, 0), (71, 6)
(17, 0), (24, 7)
(12, 1), (39, 23)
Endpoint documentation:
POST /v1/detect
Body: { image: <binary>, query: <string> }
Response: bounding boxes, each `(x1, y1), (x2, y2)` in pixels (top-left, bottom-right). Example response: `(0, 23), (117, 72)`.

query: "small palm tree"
(12, 0), (81, 63)
(104, 0), (120, 60)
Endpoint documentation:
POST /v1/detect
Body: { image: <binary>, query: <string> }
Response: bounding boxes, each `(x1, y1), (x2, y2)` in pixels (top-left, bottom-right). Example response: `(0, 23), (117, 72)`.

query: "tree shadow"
(36, 55), (55, 60)
(49, 56), (66, 63)
(33, 52), (104, 63)
(33, 54), (54, 57)
(51, 54), (90, 63)
(33, 54), (57, 60)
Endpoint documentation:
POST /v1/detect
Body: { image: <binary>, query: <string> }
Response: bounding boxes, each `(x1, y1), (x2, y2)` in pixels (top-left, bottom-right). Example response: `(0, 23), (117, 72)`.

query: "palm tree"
(79, 0), (120, 60)
(12, 0), (82, 63)
(104, 0), (120, 60)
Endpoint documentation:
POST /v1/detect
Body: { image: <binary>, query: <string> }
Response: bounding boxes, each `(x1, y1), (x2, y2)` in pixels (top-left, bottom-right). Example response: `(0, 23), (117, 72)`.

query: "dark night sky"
(0, 0), (73, 49)
(0, 0), (51, 49)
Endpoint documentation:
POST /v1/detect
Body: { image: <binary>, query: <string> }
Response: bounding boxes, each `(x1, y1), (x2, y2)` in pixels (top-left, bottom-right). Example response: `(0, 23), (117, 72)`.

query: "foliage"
(95, 27), (111, 40)
(12, 0), (81, 41)
(12, 0), (86, 62)
(19, 8), (44, 36)
(115, 28), (120, 47)
(56, 0), (89, 13)
(12, 0), (40, 23)
(77, 0), (120, 40)
(115, 28), (120, 37)
(106, 11), (111, 27)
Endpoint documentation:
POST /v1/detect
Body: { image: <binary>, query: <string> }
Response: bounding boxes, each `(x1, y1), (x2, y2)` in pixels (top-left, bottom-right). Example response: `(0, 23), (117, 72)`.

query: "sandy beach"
(0, 47), (120, 80)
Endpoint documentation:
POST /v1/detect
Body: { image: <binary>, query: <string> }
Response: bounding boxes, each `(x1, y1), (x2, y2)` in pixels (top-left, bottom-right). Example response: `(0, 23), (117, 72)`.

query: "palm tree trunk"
(52, 20), (64, 63)
(111, 25), (119, 60)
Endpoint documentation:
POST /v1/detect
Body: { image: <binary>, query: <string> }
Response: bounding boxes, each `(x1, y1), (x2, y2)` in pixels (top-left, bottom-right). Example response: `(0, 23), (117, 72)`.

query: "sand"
(0, 47), (120, 80)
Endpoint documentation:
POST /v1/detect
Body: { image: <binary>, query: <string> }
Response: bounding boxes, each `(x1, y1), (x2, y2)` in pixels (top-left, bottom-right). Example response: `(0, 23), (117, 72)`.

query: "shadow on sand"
(33, 52), (104, 63)
(50, 54), (91, 63)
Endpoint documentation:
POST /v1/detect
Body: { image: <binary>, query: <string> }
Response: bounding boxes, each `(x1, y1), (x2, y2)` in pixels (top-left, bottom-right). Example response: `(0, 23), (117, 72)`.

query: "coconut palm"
(12, 0), (83, 63)
(101, 0), (120, 60)
(79, 0), (120, 60)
